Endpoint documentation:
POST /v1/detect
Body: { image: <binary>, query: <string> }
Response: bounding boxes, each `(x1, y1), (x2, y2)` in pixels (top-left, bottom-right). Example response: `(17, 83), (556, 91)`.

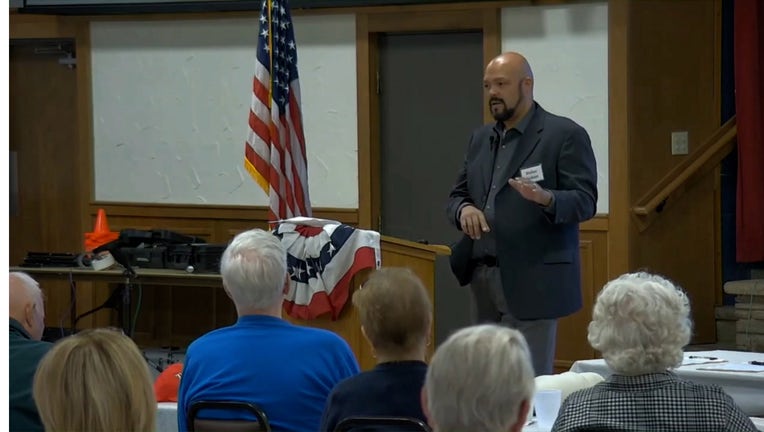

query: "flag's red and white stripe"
(275, 219), (381, 320)
(245, 0), (311, 222)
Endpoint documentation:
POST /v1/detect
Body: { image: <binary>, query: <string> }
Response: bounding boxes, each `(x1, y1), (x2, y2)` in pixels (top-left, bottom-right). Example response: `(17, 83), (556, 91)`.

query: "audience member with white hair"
(552, 272), (756, 432)
(422, 324), (535, 432)
(9, 272), (52, 432)
(177, 228), (360, 432)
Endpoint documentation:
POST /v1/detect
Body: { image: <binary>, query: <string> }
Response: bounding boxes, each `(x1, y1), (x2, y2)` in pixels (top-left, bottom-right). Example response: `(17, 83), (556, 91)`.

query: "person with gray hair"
(552, 272), (756, 432)
(177, 229), (360, 432)
(9, 272), (52, 432)
(422, 324), (535, 432)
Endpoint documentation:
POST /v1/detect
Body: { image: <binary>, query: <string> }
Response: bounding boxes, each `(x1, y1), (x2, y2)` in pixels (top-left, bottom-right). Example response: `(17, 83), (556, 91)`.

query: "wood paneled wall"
(9, 34), (92, 331)
(556, 216), (609, 370)
(626, 0), (721, 343)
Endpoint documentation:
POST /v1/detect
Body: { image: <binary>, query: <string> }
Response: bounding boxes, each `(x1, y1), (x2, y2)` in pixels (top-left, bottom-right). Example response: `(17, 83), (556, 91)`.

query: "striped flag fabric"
(245, 0), (312, 222)
(274, 218), (381, 320)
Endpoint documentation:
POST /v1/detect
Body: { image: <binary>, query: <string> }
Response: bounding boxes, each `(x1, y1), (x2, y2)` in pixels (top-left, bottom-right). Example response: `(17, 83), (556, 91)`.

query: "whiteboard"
(91, 14), (358, 206)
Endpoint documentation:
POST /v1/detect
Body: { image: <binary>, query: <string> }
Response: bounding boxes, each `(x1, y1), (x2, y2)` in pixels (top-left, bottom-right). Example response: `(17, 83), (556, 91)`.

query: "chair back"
(334, 416), (431, 432)
(188, 400), (271, 432)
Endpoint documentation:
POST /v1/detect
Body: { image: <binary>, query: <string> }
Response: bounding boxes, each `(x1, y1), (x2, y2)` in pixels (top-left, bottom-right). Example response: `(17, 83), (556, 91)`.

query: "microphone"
(489, 127), (501, 152)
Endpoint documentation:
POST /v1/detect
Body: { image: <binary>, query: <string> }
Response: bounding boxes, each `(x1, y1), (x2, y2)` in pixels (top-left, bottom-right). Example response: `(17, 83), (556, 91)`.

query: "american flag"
(274, 219), (381, 320)
(245, 0), (312, 222)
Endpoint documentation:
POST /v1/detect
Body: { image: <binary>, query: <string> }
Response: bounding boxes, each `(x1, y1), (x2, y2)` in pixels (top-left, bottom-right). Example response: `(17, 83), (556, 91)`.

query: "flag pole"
(267, 0), (273, 110)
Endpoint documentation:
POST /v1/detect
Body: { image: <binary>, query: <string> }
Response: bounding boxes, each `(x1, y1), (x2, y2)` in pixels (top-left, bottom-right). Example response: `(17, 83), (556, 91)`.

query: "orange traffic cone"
(84, 208), (120, 252)
(93, 208), (111, 233)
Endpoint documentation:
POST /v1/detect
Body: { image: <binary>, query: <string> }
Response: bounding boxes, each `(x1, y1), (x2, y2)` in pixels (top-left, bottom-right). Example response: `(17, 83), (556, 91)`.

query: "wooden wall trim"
(482, 8), (502, 122)
(712, 0), (722, 123)
(89, 202), (359, 225)
(9, 13), (77, 38)
(580, 214), (608, 232)
(55, 1), (536, 22)
(76, 21), (95, 247)
(713, 0), (723, 305)
(308, 1), (534, 15)
(607, 0), (630, 278)
(367, 32), (381, 232)
(367, 9), (483, 32)
(356, 13), (373, 229)
(714, 165), (723, 305)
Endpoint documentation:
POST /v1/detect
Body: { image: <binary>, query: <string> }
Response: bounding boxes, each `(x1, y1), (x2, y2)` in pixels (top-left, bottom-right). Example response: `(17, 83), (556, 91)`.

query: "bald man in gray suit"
(447, 52), (598, 375)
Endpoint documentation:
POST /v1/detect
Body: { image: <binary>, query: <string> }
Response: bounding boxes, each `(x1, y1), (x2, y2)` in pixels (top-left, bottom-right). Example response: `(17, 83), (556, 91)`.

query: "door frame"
(355, 6), (502, 231)
(10, 13), (94, 251)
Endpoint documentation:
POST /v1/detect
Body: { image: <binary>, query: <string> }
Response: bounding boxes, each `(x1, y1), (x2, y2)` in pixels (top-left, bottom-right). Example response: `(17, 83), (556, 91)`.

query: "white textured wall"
(91, 15), (358, 207)
(502, 2), (609, 214)
(91, 5), (607, 211)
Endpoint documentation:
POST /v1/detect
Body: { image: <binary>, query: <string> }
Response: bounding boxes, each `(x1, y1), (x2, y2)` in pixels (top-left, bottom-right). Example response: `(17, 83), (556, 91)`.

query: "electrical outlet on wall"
(671, 131), (689, 155)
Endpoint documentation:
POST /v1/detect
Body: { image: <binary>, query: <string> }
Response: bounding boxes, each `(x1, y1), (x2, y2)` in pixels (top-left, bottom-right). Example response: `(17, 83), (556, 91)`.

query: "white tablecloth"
(570, 350), (764, 416)
(156, 402), (178, 432)
(752, 417), (764, 432)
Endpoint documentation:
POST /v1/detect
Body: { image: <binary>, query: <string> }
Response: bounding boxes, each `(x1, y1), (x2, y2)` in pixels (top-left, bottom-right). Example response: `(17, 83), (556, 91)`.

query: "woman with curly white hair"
(552, 272), (756, 432)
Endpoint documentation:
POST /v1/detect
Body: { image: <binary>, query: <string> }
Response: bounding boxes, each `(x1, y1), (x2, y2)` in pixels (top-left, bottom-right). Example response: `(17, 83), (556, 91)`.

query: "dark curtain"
(734, 0), (764, 262)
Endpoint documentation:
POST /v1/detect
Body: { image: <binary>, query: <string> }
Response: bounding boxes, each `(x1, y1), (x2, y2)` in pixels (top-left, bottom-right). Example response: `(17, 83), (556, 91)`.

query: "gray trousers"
(469, 265), (557, 376)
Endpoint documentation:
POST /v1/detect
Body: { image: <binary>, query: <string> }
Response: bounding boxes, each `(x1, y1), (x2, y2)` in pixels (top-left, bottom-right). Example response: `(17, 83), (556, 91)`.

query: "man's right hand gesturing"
(459, 205), (490, 240)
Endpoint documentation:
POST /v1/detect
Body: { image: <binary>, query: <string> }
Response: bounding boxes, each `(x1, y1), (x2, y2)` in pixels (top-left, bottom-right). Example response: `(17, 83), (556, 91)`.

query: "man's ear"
(282, 274), (290, 295)
(509, 398), (531, 432)
(23, 302), (35, 329)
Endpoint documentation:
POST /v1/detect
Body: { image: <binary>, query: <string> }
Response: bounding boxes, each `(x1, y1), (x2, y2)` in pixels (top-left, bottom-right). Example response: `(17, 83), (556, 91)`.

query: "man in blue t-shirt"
(177, 229), (360, 432)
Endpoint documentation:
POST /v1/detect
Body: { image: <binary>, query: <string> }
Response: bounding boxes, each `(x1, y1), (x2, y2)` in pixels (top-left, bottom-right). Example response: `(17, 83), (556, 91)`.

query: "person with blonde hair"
(32, 328), (156, 432)
(320, 267), (433, 431)
(9, 272), (51, 432)
(422, 324), (535, 432)
(552, 272), (756, 432)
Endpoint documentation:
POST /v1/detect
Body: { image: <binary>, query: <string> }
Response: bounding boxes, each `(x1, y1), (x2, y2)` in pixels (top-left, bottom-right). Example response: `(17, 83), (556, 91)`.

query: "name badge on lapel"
(520, 164), (545, 182)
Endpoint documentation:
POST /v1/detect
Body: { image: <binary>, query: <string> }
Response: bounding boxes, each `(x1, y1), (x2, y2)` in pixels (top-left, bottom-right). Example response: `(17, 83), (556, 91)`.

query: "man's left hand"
(508, 177), (553, 206)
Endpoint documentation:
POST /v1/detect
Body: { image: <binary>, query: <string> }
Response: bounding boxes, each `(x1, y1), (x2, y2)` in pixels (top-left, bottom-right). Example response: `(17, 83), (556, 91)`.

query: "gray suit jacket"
(446, 103), (597, 320)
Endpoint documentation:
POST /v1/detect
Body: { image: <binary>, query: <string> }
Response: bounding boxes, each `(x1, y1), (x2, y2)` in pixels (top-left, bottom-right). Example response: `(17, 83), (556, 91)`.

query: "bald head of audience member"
(353, 267), (432, 363)
(422, 324), (535, 432)
(10, 272), (46, 341)
(220, 228), (288, 317)
(33, 328), (156, 432)
(484, 51), (535, 128)
(588, 272), (692, 375)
